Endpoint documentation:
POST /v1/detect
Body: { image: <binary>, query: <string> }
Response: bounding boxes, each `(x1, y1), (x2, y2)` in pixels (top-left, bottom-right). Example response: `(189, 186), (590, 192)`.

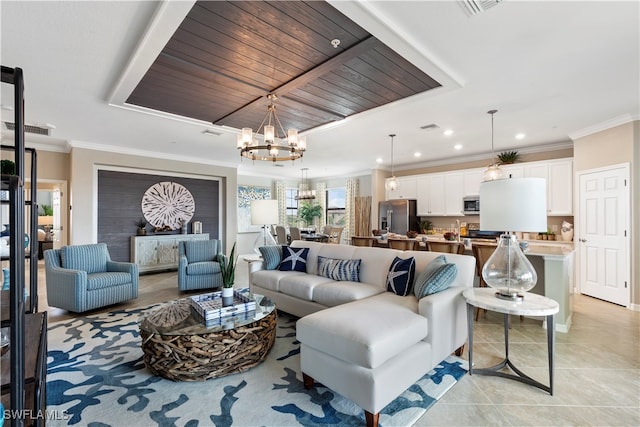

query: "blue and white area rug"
(46, 305), (467, 426)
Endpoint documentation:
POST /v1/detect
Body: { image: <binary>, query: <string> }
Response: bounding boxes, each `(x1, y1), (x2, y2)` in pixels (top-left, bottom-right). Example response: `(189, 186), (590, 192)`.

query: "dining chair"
(290, 227), (302, 242)
(472, 243), (497, 321)
(328, 227), (343, 244)
(275, 226), (288, 245)
(321, 225), (333, 236)
(426, 241), (466, 255)
(351, 236), (376, 247)
(387, 239), (418, 251)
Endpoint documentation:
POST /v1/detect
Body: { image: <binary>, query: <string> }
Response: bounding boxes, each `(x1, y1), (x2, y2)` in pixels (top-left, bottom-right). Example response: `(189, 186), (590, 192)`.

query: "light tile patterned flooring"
(37, 258), (640, 426)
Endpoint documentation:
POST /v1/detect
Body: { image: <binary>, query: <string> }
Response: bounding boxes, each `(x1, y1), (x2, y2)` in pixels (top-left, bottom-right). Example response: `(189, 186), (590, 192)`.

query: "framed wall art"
(237, 185), (272, 233)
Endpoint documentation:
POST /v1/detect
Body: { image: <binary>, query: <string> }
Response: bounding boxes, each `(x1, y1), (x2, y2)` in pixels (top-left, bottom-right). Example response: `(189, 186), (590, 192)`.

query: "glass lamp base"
(495, 290), (524, 302)
(252, 225), (277, 254)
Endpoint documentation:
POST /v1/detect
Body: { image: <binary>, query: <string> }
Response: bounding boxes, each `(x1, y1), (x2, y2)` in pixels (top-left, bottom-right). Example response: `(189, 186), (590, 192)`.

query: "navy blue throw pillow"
(278, 246), (309, 272)
(386, 256), (416, 296)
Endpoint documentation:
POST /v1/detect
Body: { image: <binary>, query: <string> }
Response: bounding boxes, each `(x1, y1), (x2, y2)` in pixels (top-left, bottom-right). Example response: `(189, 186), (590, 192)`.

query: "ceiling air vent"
(201, 129), (222, 136)
(460, 0), (502, 16)
(420, 124), (440, 130)
(3, 121), (54, 136)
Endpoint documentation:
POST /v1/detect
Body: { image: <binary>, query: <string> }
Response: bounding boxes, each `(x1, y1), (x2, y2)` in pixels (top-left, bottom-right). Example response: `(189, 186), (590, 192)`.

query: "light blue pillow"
(258, 246), (282, 270)
(414, 260), (458, 298)
(414, 255), (448, 298)
(317, 256), (361, 282)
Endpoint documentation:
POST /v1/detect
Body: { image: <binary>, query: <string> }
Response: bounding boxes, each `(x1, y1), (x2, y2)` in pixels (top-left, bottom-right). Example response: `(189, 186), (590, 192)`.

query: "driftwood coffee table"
(139, 291), (276, 381)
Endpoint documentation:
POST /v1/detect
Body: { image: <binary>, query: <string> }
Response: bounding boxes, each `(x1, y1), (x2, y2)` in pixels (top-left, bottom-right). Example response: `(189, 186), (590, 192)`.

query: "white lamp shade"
(250, 199), (279, 225)
(480, 177), (547, 232)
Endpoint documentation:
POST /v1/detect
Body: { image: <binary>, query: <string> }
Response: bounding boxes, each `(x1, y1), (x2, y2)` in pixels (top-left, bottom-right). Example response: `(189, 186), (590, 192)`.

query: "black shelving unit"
(1, 66), (48, 427)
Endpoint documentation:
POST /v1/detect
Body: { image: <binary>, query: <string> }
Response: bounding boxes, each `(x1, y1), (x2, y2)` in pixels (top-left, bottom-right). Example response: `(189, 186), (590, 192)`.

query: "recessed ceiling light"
(515, 133), (526, 140)
(454, 144), (462, 150)
(376, 157), (383, 164)
(443, 129), (453, 136)
(414, 152), (421, 157)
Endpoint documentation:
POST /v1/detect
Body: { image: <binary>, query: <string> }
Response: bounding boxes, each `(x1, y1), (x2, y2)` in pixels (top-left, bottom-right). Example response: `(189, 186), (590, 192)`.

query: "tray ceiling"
(126, 0), (441, 134)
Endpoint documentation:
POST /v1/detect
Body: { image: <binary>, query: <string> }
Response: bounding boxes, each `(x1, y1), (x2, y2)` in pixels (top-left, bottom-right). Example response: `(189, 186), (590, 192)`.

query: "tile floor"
(37, 257), (640, 426)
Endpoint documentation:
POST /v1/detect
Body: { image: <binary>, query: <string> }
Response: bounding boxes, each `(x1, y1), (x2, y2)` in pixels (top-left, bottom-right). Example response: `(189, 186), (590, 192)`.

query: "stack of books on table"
(189, 290), (256, 325)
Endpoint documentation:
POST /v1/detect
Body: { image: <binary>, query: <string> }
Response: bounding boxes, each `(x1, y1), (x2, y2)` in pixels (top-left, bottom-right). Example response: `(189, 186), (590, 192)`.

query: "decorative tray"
(189, 290), (256, 322)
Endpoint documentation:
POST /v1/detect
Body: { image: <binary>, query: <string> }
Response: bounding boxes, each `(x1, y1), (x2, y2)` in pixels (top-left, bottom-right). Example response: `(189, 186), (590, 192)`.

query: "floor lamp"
(251, 199), (278, 254)
(479, 177), (547, 301)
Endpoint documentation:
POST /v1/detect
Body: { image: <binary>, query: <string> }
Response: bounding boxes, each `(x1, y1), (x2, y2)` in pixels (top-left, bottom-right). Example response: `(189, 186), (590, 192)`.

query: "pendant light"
(384, 134), (398, 191)
(483, 109), (504, 181)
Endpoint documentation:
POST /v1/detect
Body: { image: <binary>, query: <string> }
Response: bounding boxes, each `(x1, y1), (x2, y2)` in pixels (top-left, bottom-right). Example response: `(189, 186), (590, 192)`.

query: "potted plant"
(134, 218), (147, 235)
(219, 242), (237, 304)
(0, 160), (15, 175)
(298, 202), (323, 230)
(497, 151), (520, 164)
(417, 220), (432, 234)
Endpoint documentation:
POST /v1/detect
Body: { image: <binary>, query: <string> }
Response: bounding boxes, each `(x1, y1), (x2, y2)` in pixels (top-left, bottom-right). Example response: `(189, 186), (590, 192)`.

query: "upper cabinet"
(404, 158), (573, 218)
(417, 174), (445, 216)
(385, 176), (417, 200)
(524, 159), (573, 215)
(463, 169), (484, 196)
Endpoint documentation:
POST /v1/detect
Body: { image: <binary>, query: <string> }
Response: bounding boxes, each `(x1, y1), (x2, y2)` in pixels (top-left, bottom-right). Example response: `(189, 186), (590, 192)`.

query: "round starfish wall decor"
(141, 182), (195, 229)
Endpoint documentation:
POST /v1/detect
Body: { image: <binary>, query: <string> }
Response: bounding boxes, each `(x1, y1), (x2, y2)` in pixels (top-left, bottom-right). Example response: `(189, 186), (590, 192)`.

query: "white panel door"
(578, 165), (629, 307)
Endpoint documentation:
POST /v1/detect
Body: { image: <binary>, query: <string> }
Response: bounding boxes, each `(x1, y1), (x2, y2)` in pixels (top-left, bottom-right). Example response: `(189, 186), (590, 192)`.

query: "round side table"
(463, 288), (559, 394)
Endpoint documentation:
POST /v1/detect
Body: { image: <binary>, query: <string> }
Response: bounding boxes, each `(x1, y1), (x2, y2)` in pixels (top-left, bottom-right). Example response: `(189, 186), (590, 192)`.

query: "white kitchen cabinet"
(524, 159), (573, 215)
(385, 176), (417, 200)
(463, 169), (483, 196)
(500, 164), (524, 179)
(444, 173), (465, 215)
(131, 233), (210, 273)
(417, 174), (445, 216)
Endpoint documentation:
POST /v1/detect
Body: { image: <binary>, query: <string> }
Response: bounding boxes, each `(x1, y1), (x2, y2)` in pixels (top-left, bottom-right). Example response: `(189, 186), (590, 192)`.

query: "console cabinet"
(131, 234), (209, 273)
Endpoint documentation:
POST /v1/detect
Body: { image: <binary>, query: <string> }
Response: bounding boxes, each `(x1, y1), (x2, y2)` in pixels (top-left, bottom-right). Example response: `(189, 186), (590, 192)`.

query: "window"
(285, 188), (299, 226)
(326, 187), (346, 226)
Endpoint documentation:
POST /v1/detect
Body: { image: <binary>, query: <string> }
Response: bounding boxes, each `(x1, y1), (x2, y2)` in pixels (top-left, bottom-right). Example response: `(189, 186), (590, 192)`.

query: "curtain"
(345, 178), (359, 244)
(275, 180), (287, 225)
(354, 196), (372, 237)
(315, 182), (327, 229)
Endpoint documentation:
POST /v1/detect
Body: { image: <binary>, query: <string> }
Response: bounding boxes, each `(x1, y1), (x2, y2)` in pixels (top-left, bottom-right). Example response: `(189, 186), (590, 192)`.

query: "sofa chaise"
(249, 240), (475, 426)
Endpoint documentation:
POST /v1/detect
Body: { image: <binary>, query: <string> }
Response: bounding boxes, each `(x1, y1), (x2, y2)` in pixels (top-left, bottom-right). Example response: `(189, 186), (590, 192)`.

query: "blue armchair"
(44, 243), (138, 313)
(178, 239), (223, 291)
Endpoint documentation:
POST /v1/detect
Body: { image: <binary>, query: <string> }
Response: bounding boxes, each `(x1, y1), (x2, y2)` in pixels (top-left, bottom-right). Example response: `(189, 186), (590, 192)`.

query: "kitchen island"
(470, 240), (574, 332)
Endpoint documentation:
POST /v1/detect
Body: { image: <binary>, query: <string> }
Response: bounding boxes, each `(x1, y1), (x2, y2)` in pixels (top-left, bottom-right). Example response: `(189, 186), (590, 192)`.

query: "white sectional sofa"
(248, 240), (476, 427)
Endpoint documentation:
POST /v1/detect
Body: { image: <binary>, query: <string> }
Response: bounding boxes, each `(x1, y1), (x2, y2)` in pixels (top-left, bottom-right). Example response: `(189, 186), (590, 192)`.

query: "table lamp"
(480, 177), (547, 301)
(250, 199), (278, 254)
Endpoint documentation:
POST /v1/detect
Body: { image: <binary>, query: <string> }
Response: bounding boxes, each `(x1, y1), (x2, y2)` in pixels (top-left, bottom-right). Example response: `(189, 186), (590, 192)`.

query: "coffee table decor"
(139, 289), (276, 381)
(190, 289), (256, 324)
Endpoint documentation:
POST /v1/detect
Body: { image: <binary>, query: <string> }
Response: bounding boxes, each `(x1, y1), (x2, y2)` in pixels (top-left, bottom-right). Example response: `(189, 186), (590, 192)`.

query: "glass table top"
(139, 289), (275, 336)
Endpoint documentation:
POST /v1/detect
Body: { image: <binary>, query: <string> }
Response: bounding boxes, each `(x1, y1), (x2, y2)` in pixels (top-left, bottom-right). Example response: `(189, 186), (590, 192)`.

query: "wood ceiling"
(126, 1), (441, 134)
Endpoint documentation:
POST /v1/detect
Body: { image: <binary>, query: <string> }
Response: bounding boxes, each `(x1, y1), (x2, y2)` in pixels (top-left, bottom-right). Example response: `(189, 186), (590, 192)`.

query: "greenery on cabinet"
(497, 151), (519, 164)
(135, 217), (147, 235)
(298, 202), (322, 227)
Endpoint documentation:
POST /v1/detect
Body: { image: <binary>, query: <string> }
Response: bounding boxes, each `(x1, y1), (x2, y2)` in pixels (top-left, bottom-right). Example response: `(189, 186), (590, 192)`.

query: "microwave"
(463, 196), (480, 215)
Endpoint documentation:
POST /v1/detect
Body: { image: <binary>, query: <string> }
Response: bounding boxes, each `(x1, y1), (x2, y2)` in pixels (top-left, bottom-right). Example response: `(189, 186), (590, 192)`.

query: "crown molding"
(569, 113), (639, 140)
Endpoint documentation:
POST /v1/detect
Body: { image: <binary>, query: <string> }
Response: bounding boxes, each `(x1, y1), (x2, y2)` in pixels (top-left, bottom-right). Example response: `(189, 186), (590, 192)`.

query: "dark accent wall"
(97, 170), (220, 262)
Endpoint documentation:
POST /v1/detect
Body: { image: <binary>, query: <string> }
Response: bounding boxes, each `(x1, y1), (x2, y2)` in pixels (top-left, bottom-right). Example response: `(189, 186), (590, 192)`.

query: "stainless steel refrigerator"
(379, 199), (418, 235)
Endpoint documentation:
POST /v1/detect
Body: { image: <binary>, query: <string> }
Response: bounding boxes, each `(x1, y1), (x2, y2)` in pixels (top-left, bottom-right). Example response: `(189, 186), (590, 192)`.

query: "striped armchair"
(44, 243), (139, 313)
(177, 239), (223, 291)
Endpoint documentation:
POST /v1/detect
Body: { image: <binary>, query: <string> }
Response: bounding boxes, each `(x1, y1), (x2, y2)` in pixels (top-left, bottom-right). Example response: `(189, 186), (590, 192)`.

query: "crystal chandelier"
(483, 109), (504, 181)
(236, 94), (306, 162)
(384, 134), (398, 191)
(295, 168), (316, 200)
